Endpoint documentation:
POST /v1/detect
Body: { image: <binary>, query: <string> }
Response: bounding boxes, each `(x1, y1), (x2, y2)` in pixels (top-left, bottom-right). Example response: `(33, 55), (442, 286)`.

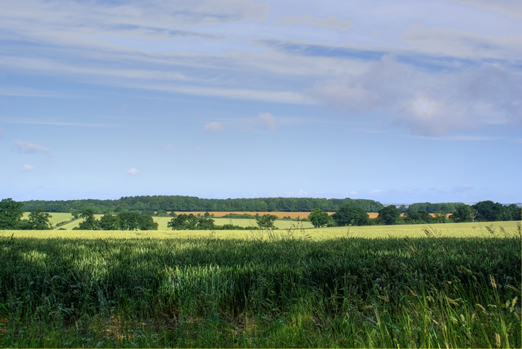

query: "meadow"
(1, 221), (520, 348)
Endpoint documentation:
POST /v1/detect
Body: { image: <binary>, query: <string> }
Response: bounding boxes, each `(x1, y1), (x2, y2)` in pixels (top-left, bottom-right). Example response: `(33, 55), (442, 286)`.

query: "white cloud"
(273, 13), (354, 30)
(310, 55), (522, 136)
(369, 189), (383, 196)
(453, 0), (522, 19)
(204, 122), (224, 133)
(349, 191), (357, 196)
(401, 23), (522, 60)
(126, 168), (140, 176)
(12, 140), (50, 153)
(21, 164), (34, 171)
(194, 146), (204, 152)
(256, 112), (278, 132)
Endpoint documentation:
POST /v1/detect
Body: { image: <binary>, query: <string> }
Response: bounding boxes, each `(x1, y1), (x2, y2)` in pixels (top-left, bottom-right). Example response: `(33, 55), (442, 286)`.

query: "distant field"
(22, 212), (73, 226)
(165, 211), (329, 218)
(160, 211), (448, 218)
(3, 221), (519, 240)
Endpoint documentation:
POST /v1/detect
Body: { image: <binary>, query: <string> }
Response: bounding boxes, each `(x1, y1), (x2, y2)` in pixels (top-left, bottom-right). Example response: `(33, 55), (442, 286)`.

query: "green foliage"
(167, 214), (217, 230)
(308, 208), (331, 228)
(78, 209), (100, 230)
(378, 205), (401, 225)
(99, 213), (119, 230)
(20, 195), (384, 214)
(433, 210), (448, 223)
(451, 204), (473, 222)
(0, 234), (519, 348)
(404, 210), (433, 224)
(27, 209), (53, 230)
(407, 202), (464, 213)
(118, 212), (158, 231)
(472, 200), (516, 222)
(0, 198), (24, 229)
(255, 214), (278, 229)
(332, 205), (369, 226)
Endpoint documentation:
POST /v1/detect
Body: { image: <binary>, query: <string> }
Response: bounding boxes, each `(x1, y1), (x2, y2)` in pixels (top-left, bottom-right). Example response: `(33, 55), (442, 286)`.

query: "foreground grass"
(0, 226), (520, 347)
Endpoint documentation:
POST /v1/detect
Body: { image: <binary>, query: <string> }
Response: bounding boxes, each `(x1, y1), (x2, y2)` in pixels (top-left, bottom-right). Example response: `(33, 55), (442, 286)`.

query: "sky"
(1, 0), (521, 204)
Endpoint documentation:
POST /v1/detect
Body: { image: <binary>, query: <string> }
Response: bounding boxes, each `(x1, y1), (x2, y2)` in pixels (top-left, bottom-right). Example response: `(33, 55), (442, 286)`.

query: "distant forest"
(21, 196), (386, 214)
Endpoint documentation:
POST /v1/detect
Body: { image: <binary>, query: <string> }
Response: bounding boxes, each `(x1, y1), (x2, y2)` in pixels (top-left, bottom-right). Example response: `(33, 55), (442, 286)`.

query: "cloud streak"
(273, 13), (354, 30)
(12, 140), (50, 154)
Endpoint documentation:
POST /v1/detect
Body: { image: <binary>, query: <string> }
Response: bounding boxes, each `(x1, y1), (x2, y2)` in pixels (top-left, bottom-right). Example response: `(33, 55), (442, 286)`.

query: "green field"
(7, 220), (520, 239)
(22, 212), (74, 226)
(1, 222), (520, 347)
(46, 214), (314, 231)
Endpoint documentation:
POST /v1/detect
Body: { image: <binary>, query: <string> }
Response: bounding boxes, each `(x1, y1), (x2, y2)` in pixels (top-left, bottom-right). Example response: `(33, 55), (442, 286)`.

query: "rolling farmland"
(0, 222), (520, 347)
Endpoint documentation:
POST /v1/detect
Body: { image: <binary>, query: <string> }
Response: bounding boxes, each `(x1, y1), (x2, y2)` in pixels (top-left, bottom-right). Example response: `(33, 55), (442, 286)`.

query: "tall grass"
(0, 226), (520, 347)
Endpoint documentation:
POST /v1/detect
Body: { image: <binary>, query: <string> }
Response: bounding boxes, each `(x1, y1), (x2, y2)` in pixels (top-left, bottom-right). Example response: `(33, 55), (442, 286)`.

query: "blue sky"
(1, 0), (521, 204)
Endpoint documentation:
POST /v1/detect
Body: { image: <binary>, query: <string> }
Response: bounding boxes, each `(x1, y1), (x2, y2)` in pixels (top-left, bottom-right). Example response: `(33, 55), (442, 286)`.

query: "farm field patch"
(22, 212), (73, 226)
(0, 227), (519, 348)
(3, 221), (519, 239)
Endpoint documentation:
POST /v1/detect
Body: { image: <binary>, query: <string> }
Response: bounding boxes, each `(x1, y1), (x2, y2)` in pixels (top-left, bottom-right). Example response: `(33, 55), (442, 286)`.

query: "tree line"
(308, 200), (521, 227)
(1, 198), (519, 230)
(20, 195), (384, 214)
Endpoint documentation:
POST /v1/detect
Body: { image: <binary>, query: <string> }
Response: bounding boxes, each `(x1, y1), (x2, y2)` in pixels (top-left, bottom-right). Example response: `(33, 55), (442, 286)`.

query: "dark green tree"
(0, 198), (25, 229)
(433, 211), (448, 223)
(78, 209), (100, 230)
(404, 210), (433, 224)
(138, 215), (159, 230)
(472, 201), (508, 222)
(168, 214), (199, 230)
(27, 209), (53, 230)
(255, 214), (278, 229)
(308, 208), (331, 228)
(451, 205), (472, 222)
(99, 213), (120, 230)
(197, 217), (215, 230)
(506, 204), (521, 221)
(332, 205), (369, 226)
(378, 206), (400, 225)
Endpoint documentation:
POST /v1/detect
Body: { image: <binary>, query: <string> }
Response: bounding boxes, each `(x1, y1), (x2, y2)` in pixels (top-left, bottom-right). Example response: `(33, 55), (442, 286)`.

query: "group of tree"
(0, 199), (53, 230)
(20, 195), (384, 214)
(75, 210), (159, 230)
(166, 212), (279, 230)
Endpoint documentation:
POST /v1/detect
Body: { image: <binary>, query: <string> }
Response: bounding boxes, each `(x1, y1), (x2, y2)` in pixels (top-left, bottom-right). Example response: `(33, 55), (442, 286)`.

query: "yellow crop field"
(22, 212), (74, 226)
(2, 220), (518, 240)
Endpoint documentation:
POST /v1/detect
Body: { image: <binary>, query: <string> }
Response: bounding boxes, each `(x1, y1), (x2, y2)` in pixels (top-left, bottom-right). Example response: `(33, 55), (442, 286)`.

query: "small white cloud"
(21, 164), (34, 172)
(256, 112), (278, 132)
(349, 191), (357, 196)
(13, 140), (50, 153)
(273, 13), (354, 30)
(297, 189), (307, 196)
(126, 168), (140, 176)
(204, 122), (224, 133)
(369, 189), (383, 196)
(372, 29), (382, 36)
(194, 146), (204, 152)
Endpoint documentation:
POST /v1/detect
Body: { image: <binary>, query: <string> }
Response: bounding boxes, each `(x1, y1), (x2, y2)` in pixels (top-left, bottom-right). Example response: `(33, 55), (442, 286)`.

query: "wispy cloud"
(0, 118), (113, 127)
(273, 13), (354, 30)
(453, 0), (522, 19)
(12, 140), (50, 154)
(310, 55), (522, 136)
(204, 122), (224, 133)
(194, 146), (204, 152)
(21, 164), (34, 172)
(126, 168), (140, 176)
(256, 112), (278, 132)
